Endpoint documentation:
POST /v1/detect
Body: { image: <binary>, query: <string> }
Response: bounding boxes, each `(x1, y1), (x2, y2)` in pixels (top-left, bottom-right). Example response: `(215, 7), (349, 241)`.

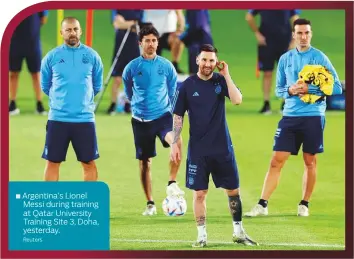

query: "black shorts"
(179, 29), (213, 74)
(157, 33), (172, 55)
(111, 31), (140, 77)
(179, 29), (213, 47)
(258, 44), (288, 71)
(9, 43), (41, 73)
(131, 113), (172, 160)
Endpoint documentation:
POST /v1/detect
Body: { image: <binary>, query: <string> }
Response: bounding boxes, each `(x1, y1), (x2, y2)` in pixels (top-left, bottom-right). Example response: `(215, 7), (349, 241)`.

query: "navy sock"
(147, 201), (155, 205)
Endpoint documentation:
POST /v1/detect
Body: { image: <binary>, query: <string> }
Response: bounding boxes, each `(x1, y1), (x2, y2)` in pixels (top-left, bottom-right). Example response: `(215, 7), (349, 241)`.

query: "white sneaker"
(297, 205), (309, 217)
(233, 230), (259, 246)
(9, 108), (20, 116)
(244, 204), (268, 217)
(166, 182), (185, 197)
(192, 235), (207, 248)
(142, 204), (157, 216)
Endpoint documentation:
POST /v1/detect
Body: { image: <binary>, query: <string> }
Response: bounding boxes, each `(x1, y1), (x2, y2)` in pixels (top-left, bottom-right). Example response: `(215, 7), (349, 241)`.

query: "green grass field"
(9, 10), (345, 250)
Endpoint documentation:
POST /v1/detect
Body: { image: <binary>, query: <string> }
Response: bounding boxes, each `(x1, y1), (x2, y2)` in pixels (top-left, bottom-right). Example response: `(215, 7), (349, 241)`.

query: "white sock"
(233, 221), (243, 235)
(197, 225), (207, 239)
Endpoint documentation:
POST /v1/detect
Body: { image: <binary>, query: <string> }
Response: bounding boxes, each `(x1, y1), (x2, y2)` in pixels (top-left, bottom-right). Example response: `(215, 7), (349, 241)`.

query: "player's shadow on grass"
(189, 243), (261, 250)
(244, 214), (298, 219)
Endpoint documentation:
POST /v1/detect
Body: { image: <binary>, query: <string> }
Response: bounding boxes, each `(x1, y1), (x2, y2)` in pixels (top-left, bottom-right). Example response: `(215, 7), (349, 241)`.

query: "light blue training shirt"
(276, 46), (342, 117)
(40, 43), (103, 122)
(122, 55), (178, 121)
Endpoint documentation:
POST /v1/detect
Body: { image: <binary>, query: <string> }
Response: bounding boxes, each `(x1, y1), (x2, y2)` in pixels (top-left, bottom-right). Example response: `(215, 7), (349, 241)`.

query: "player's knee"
(81, 161), (97, 171)
(114, 76), (122, 85)
(303, 155), (317, 169)
(9, 71), (19, 79)
(264, 71), (272, 78)
(270, 155), (286, 170)
(47, 161), (61, 169)
(225, 188), (239, 196)
(194, 190), (207, 202)
(30, 72), (40, 78)
(81, 161), (97, 181)
(167, 34), (174, 45)
(139, 158), (152, 168)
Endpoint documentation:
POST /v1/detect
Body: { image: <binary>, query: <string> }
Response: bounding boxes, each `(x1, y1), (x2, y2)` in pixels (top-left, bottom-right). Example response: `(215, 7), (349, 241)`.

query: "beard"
(200, 66), (215, 77)
(146, 47), (156, 54)
(66, 36), (79, 46)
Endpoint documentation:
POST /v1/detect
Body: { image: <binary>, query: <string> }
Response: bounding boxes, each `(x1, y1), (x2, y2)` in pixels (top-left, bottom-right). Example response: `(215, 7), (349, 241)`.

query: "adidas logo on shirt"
(59, 59), (65, 64)
(193, 92), (199, 97)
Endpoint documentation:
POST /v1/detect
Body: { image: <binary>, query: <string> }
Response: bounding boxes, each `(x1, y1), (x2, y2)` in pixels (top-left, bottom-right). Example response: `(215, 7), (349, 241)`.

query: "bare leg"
(260, 151), (291, 200)
(193, 190), (208, 243)
(170, 34), (184, 63)
(164, 132), (182, 181)
(111, 76), (122, 103)
(81, 161), (98, 181)
(139, 159), (153, 202)
(9, 71), (20, 101)
(302, 153), (317, 201)
(194, 190), (208, 225)
(30, 72), (42, 101)
(263, 71), (273, 102)
(44, 161), (61, 181)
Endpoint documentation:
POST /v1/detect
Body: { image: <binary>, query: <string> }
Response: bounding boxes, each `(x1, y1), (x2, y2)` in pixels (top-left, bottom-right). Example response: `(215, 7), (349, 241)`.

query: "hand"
(296, 80), (309, 94)
(289, 80), (309, 96)
(255, 31), (266, 46)
(170, 143), (181, 164)
(216, 61), (229, 77)
(130, 21), (138, 31)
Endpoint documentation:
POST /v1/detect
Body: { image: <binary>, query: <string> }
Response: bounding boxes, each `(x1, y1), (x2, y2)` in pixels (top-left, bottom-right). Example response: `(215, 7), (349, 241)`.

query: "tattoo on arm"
(196, 216), (206, 226)
(172, 115), (183, 144)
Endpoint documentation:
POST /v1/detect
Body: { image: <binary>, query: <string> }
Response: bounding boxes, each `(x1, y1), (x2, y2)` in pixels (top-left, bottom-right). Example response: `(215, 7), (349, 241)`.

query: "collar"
(139, 54), (158, 62)
(295, 45), (313, 55)
(62, 42), (83, 51)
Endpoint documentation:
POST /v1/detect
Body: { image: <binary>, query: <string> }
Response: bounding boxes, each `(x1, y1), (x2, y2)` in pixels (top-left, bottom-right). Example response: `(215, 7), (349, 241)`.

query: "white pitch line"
(111, 238), (345, 248)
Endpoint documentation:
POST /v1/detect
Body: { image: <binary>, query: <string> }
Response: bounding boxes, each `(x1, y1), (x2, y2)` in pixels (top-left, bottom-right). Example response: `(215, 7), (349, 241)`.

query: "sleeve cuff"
(308, 84), (319, 94)
(284, 86), (291, 99)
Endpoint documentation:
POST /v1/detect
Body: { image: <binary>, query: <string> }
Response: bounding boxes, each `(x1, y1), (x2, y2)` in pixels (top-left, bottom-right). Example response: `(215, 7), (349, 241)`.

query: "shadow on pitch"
(244, 214), (299, 219)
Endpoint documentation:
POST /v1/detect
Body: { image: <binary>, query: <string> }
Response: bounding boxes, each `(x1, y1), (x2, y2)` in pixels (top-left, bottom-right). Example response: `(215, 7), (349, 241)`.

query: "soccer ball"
(162, 196), (187, 217)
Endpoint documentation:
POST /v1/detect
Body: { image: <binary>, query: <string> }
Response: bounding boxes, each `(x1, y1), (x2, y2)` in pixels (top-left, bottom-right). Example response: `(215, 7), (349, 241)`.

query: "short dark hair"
(293, 18), (311, 30)
(138, 25), (159, 42)
(198, 44), (218, 55)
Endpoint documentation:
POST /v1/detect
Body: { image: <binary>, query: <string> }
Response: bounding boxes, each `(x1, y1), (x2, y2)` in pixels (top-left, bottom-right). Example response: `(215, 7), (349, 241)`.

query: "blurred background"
(9, 10), (345, 250)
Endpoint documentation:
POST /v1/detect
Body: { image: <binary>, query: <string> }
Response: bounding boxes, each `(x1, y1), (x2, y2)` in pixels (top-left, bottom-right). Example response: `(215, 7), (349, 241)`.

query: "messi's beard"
(200, 66), (215, 77)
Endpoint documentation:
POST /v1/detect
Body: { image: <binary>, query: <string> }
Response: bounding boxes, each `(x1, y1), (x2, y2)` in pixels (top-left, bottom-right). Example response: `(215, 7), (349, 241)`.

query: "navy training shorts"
(9, 42), (41, 73)
(273, 116), (326, 155)
(186, 152), (240, 191)
(42, 120), (99, 163)
(131, 112), (173, 160)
